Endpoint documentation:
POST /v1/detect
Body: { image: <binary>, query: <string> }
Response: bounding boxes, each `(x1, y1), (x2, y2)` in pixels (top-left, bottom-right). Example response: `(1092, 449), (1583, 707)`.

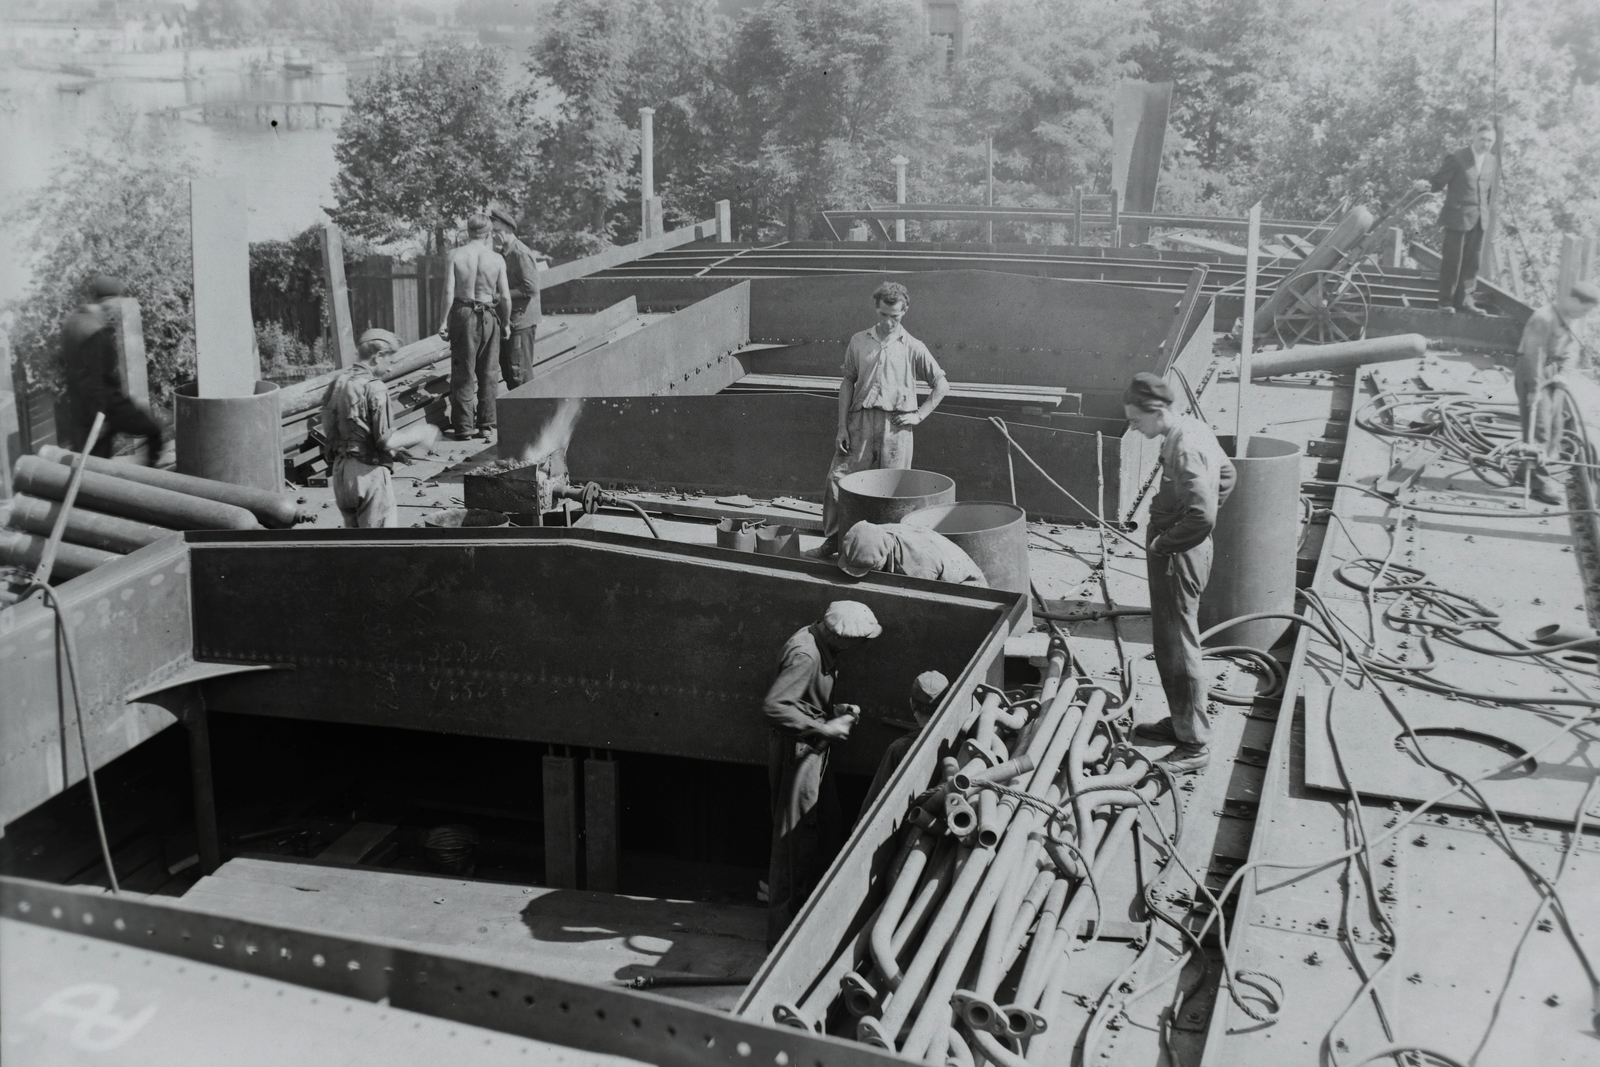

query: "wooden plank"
(316, 822), (397, 864)
(190, 178), (257, 397)
(539, 219), (718, 291)
(726, 373), (1072, 409)
(320, 223), (358, 369)
(543, 753), (578, 889)
(608, 492), (825, 533)
(584, 758), (619, 893)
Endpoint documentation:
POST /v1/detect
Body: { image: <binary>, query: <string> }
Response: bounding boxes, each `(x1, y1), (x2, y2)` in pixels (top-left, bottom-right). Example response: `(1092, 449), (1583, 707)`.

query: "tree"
(4, 111), (198, 406)
(329, 43), (536, 254)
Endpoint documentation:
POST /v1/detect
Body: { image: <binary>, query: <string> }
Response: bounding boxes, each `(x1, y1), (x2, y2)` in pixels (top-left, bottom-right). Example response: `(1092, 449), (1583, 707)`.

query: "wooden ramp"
(181, 858), (767, 1010)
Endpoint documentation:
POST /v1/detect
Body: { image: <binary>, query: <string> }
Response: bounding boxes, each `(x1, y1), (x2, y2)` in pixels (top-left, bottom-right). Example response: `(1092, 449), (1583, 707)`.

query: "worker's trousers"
(1437, 224), (1484, 310)
(1513, 364), (1560, 498)
(332, 455), (398, 529)
(501, 323), (536, 392)
(766, 733), (842, 947)
(1147, 536), (1214, 748)
(822, 407), (914, 538)
(449, 301), (501, 434)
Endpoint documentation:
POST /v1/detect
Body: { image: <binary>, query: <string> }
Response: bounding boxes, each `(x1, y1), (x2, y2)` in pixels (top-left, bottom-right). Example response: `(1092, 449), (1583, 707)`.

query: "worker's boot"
(1132, 718), (1181, 744)
(816, 535), (840, 559)
(1459, 299), (1489, 317)
(1156, 743), (1210, 775)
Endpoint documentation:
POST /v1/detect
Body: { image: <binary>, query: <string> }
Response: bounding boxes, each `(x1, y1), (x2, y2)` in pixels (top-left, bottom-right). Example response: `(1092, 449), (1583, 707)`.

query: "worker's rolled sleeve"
(843, 328), (946, 413)
(761, 643), (831, 743)
(1148, 422), (1236, 556)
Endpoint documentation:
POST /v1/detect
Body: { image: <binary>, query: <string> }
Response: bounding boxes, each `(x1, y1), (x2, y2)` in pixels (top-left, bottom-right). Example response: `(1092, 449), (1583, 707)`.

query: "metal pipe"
(772, 898), (887, 1030)
(869, 829), (935, 988)
(945, 1026), (975, 1067)
(892, 842), (959, 958)
(953, 754), (1035, 793)
(1036, 636), (1069, 707)
(14, 455), (259, 531)
(1008, 876), (1067, 984)
(3, 494), (173, 555)
(945, 792), (978, 838)
(0, 528), (117, 580)
(1068, 697), (1109, 849)
(39, 445), (305, 529)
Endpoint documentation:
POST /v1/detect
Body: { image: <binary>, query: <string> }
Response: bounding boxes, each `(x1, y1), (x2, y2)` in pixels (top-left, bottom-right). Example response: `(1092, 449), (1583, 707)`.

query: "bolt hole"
(560, 1002), (570, 1013)
(524, 995), (535, 1006)
(488, 989), (499, 999)
(631, 1018), (642, 1029)
(596, 1009), (606, 1021)
(312, 954), (326, 967)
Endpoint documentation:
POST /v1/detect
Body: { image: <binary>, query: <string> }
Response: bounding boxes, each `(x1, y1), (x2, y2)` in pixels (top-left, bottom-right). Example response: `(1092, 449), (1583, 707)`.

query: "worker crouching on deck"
(319, 328), (416, 528)
(1123, 372), (1236, 775)
(762, 600), (882, 946)
(836, 520), (987, 586)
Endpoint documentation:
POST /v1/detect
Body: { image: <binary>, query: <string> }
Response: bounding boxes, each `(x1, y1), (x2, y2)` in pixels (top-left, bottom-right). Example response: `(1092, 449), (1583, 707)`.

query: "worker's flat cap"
(839, 521), (891, 578)
(359, 328), (401, 353)
(1571, 280), (1600, 305)
(487, 204), (518, 230)
(84, 275), (129, 300)
(823, 600), (882, 639)
(911, 670), (949, 705)
(1123, 371), (1177, 407)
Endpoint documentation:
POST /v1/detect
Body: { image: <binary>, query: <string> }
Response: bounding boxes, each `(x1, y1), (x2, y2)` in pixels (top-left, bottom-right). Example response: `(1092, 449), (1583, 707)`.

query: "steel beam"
(583, 755), (619, 893)
(544, 751), (579, 889)
(187, 530), (1020, 778)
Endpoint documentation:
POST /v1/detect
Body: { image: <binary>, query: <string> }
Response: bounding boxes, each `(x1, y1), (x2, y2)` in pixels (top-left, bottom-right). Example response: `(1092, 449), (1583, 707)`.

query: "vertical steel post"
(543, 748), (579, 888)
(1236, 202), (1261, 458)
(891, 155), (910, 242)
(716, 199), (732, 243)
(185, 693), (222, 876)
(1073, 187), (1083, 246)
(1385, 226), (1404, 270)
(985, 136), (994, 245)
(584, 752), (619, 893)
(639, 107), (656, 239)
(1108, 189), (1121, 248)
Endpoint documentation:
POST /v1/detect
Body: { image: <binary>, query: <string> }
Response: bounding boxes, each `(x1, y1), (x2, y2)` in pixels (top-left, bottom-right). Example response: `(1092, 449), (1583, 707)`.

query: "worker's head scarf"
(84, 275), (129, 301)
(1122, 371), (1177, 412)
(839, 521), (891, 578)
(823, 600), (882, 640)
(358, 328), (400, 359)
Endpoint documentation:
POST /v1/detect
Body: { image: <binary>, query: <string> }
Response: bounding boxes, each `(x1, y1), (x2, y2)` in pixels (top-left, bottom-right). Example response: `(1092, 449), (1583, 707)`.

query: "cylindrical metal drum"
(837, 469), (955, 536)
(175, 380), (283, 492)
(1200, 436), (1303, 651)
(902, 501), (1030, 631)
(3, 494), (172, 554)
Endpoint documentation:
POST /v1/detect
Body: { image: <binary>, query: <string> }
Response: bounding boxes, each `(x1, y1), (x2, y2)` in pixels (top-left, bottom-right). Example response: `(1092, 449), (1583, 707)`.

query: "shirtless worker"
(319, 328), (418, 528)
(437, 214), (512, 442)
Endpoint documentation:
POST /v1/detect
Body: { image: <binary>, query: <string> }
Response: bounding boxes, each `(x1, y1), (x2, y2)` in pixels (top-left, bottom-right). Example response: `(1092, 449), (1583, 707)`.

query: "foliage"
(249, 225), (330, 348)
(191, 0), (389, 49)
(4, 111), (198, 406)
(330, 42), (536, 255)
(256, 320), (330, 382)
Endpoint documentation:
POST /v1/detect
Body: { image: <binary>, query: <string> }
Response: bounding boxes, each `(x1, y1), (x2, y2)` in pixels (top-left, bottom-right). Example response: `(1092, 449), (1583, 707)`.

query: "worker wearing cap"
(320, 328), (414, 528)
(61, 275), (164, 461)
(819, 281), (950, 555)
(862, 670), (949, 811)
(761, 600), (882, 945)
(1513, 280), (1598, 505)
(1124, 372), (1235, 775)
(837, 520), (987, 586)
(438, 214), (511, 442)
(487, 205), (542, 391)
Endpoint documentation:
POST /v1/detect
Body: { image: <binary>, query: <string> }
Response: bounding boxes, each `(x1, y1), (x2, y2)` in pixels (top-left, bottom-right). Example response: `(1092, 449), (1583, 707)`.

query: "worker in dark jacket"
(862, 670), (949, 811)
(62, 275), (163, 461)
(1124, 373), (1236, 774)
(320, 328), (414, 528)
(488, 205), (541, 390)
(1411, 122), (1499, 314)
(761, 600), (882, 946)
(836, 521), (987, 586)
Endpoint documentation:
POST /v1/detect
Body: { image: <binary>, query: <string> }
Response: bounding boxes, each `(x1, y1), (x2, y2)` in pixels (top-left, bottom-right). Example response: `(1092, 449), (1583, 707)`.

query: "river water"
(0, 48), (365, 304)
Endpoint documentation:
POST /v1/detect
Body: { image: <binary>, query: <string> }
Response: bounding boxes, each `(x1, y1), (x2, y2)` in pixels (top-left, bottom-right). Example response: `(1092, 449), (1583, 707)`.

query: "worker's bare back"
(448, 241), (509, 304)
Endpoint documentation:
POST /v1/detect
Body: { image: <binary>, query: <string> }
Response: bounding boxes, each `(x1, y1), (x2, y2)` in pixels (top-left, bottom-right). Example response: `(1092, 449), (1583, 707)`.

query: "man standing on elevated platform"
(1124, 372), (1235, 775)
(819, 282), (950, 556)
(438, 214), (511, 442)
(1514, 280), (1598, 505)
(761, 600), (881, 946)
(488, 204), (541, 392)
(1412, 121), (1498, 315)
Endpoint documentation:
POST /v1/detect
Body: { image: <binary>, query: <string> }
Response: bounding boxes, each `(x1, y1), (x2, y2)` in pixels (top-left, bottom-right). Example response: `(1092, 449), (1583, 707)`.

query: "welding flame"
(521, 397), (584, 466)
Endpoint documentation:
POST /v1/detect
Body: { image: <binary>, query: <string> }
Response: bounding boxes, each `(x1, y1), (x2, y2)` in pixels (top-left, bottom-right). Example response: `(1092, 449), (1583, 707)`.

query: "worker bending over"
(820, 282), (950, 555)
(863, 670), (949, 810)
(761, 600), (881, 945)
(837, 520), (987, 586)
(62, 275), (164, 462)
(1124, 372), (1235, 775)
(320, 328), (416, 528)
(1514, 280), (1597, 505)
(438, 214), (512, 442)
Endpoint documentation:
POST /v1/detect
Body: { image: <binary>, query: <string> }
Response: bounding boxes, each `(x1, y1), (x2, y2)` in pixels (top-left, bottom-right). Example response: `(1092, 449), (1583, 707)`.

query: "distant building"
(0, 0), (187, 52)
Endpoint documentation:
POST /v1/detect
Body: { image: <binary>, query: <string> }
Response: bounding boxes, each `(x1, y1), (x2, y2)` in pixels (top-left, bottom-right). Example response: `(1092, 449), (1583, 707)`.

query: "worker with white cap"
(319, 327), (416, 528)
(837, 520), (988, 586)
(863, 669), (949, 810)
(761, 599), (882, 945)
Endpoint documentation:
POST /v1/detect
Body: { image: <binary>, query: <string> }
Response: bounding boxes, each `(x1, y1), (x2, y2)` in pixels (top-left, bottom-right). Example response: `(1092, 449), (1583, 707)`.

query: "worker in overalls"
(862, 670), (949, 811)
(836, 520), (988, 586)
(1124, 372), (1235, 775)
(320, 328), (412, 528)
(438, 214), (511, 442)
(761, 600), (882, 946)
(819, 281), (950, 556)
(1513, 280), (1597, 505)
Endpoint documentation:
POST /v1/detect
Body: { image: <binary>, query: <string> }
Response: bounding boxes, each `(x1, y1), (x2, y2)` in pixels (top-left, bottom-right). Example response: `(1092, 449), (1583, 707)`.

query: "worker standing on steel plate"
(438, 214), (512, 442)
(761, 600), (882, 946)
(1123, 372), (1235, 775)
(1410, 120), (1498, 315)
(488, 204), (542, 392)
(818, 281), (951, 556)
(1513, 280), (1598, 506)
(320, 328), (414, 528)
(61, 275), (164, 463)
(836, 520), (987, 587)
(862, 670), (950, 812)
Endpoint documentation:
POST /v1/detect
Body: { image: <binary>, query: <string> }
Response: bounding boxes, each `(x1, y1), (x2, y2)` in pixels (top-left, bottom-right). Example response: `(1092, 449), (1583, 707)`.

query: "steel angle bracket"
(1, 877), (903, 1067)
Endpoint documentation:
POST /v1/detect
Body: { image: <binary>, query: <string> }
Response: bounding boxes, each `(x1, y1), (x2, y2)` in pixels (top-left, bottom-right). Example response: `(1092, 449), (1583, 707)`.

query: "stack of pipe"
(2, 450), (305, 583)
(772, 637), (1164, 1065)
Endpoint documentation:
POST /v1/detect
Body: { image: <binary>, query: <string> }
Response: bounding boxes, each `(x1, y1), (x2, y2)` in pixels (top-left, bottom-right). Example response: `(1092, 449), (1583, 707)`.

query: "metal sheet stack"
(2, 448), (302, 583)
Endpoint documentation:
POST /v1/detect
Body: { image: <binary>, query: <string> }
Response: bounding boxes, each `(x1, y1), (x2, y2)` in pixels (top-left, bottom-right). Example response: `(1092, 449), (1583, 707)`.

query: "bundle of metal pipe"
(774, 637), (1169, 1064)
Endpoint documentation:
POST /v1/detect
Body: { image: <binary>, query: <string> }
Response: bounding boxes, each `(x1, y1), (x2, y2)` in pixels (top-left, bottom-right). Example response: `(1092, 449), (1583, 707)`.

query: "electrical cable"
(987, 417), (1147, 553)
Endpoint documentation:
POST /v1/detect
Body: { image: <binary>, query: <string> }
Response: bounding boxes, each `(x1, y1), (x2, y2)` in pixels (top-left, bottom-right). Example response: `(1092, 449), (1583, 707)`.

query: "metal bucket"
(1201, 436), (1302, 650)
(716, 517), (762, 552)
(421, 824), (479, 874)
(175, 380), (283, 492)
(837, 468), (955, 535)
(755, 524), (802, 558)
(902, 501), (1030, 632)
(424, 508), (510, 529)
